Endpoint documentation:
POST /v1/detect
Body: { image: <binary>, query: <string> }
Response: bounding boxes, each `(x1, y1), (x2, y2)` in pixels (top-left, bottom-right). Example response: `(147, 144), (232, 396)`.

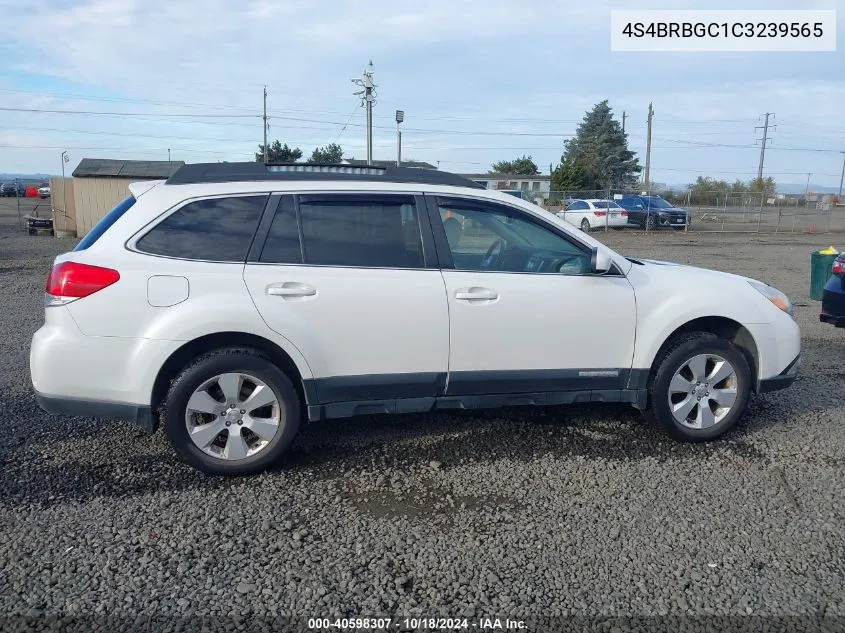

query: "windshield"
(642, 196), (673, 209)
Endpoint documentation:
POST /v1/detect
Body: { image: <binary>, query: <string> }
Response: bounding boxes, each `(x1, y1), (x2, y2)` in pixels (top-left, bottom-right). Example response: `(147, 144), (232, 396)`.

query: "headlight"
(749, 280), (793, 317)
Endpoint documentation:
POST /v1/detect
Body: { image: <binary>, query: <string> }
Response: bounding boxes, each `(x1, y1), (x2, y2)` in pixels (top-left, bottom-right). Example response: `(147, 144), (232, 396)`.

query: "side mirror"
(590, 247), (612, 274)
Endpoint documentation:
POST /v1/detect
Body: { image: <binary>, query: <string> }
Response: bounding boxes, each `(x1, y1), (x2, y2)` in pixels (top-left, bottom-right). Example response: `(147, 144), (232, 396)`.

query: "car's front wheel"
(648, 332), (751, 442)
(163, 347), (301, 475)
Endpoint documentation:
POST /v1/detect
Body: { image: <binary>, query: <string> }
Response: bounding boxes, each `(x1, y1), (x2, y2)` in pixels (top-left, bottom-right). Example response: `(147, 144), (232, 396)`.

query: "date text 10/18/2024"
(307, 617), (527, 630)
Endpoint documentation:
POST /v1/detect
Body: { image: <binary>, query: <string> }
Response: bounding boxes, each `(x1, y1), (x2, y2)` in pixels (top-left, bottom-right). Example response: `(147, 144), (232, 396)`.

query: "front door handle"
(455, 287), (498, 301)
(266, 282), (316, 297)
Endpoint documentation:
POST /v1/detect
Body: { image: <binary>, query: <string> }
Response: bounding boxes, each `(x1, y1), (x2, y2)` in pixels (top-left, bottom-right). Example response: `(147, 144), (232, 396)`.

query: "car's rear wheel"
(580, 218), (591, 232)
(648, 332), (751, 442)
(163, 347), (301, 475)
(645, 214), (656, 230)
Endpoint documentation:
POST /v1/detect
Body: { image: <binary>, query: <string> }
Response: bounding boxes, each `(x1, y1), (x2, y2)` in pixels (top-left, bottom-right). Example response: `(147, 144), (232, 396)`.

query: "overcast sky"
(0, 0), (842, 188)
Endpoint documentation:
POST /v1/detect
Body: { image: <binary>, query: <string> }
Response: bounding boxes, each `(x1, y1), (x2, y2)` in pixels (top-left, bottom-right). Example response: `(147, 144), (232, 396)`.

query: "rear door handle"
(266, 282), (316, 297)
(455, 287), (498, 301)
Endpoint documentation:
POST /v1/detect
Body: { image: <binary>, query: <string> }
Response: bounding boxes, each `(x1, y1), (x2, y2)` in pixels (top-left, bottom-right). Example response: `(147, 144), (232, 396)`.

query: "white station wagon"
(31, 163), (800, 475)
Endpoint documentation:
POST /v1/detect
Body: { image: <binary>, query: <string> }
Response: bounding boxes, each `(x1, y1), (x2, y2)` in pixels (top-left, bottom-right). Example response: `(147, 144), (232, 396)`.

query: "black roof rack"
(165, 162), (485, 189)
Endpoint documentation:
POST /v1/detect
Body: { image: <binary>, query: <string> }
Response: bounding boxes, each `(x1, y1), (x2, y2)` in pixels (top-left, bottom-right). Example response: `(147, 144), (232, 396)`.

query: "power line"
(0, 106), (259, 118)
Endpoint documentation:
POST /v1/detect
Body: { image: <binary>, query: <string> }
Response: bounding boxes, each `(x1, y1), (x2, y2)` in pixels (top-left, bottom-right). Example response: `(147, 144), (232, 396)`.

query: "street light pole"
(61, 151), (69, 222)
(395, 110), (404, 167)
(838, 151), (845, 201)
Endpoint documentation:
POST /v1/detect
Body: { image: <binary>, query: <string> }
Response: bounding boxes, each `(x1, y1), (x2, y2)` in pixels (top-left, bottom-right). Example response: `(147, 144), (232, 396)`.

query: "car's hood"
(634, 258), (761, 285)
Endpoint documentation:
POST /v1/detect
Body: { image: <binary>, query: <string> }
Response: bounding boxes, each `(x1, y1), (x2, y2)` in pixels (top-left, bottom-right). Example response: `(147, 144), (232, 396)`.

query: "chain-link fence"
(537, 188), (845, 234)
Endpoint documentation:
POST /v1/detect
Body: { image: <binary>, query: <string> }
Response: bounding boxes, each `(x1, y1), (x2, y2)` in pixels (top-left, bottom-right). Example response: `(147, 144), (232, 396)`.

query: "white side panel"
(627, 263), (784, 372)
(244, 265), (449, 379)
(30, 306), (177, 405)
(443, 271), (637, 372)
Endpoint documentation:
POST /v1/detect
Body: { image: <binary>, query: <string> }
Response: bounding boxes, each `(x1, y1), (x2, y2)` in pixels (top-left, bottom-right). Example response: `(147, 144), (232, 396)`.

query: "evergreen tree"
(552, 100), (640, 191)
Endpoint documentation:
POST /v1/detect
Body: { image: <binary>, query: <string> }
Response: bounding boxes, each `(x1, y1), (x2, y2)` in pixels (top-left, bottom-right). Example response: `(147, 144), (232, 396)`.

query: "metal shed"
(70, 158), (184, 237)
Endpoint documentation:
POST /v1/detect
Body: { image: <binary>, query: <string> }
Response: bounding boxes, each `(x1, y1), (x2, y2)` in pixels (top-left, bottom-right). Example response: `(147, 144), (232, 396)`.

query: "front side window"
(136, 195), (267, 261)
(438, 201), (589, 275)
(298, 195), (423, 268)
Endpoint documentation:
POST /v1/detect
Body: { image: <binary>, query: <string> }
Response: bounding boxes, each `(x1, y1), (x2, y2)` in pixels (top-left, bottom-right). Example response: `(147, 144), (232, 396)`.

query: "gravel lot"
(0, 198), (843, 632)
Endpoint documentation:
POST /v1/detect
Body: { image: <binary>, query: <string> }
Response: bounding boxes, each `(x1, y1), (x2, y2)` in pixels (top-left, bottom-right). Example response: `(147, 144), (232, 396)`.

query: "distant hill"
(775, 182), (839, 195)
(0, 173), (54, 183)
(661, 182), (840, 195)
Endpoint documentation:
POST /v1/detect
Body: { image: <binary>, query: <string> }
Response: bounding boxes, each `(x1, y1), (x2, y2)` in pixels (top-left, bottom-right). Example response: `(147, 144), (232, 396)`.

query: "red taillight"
(46, 262), (120, 301)
(833, 258), (845, 276)
(594, 210), (607, 217)
(620, 211), (628, 216)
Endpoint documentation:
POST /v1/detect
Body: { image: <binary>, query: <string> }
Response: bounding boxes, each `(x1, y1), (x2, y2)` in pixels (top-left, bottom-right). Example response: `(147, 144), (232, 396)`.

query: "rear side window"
(74, 196), (136, 251)
(259, 197), (302, 264)
(297, 196), (423, 268)
(136, 195), (267, 262)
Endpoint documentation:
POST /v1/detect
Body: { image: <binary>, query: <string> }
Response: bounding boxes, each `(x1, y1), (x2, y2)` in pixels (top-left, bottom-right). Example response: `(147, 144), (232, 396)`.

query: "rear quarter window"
(136, 195), (267, 262)
(74, 196), (136, 251)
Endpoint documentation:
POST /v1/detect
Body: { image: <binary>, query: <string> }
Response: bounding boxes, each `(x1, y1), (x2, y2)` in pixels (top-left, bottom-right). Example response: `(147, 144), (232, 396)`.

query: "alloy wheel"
(184, 372), (283, 460)
(667, 354), (738, 429)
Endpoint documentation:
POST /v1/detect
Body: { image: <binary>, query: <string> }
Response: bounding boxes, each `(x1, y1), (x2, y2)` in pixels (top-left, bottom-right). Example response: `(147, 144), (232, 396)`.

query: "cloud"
(0, 0), (842, 184)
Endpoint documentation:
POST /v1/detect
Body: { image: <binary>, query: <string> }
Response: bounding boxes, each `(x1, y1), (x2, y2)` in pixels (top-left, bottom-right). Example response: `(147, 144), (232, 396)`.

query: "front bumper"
(820, 277), (845, 327)
(757, 354), (801, 394)
(659, 213), (689, 227)
(820, 313), (845, 327)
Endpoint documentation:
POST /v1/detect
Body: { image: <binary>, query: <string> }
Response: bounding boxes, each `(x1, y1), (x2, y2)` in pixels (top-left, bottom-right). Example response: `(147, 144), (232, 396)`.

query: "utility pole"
(395, 110), (404, 166)
(167, 148), (171, 162)
(755, 112), (775, 182)
(622, 110), (627, 134)
(643, 103), (653, 190)
(839, 151), (845, 200)
(262, 86), (268, 163)
(352, 61), (376, 165)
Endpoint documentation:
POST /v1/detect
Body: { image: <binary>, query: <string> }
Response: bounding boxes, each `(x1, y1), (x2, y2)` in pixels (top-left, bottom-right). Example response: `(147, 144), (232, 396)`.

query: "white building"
(458, 173), (552, 203)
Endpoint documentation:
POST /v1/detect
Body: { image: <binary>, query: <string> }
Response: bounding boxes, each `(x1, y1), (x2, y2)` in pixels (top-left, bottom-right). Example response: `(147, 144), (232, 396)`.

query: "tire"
(647, 332), (751, 442)
(580, 218), (590, 232)
(645, 215), (656, 230)
(163, 347), (302, 475)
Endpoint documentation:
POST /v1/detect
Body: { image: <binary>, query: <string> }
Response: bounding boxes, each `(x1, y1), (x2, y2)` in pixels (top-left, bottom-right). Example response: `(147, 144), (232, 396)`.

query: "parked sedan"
(1, 181), (25, 197)
(38, 185), (51, 198)
(557, 199), (629, 232)
(617, 194), (689, 230)
(820, 254), (845, 328)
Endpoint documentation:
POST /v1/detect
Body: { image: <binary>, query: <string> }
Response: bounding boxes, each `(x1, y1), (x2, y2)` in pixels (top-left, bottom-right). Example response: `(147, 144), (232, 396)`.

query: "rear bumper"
(757, 354), (800, 394)
(34, 390), (156, 434)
